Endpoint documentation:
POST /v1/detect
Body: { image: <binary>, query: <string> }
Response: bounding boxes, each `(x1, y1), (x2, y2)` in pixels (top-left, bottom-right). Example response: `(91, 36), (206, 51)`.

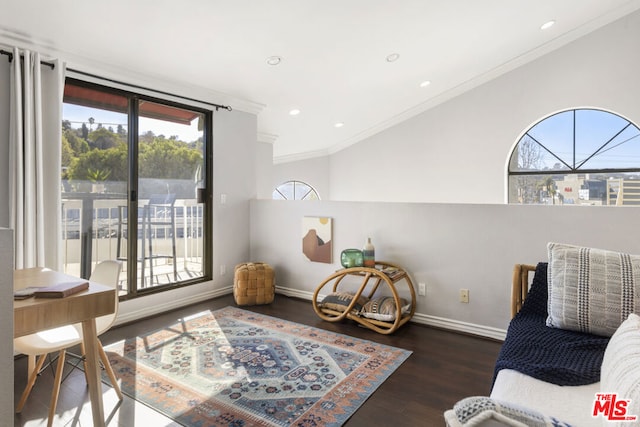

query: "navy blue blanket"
(492, 262), (610, 387)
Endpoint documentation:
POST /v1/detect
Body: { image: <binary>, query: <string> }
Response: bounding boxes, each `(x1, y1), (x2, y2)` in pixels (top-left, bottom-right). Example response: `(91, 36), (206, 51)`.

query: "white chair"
(14, 260), (123, 426)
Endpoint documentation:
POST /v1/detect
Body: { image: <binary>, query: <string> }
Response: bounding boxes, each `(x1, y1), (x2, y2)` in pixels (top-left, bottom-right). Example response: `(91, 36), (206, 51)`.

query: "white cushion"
(600, 313), (640, 426)
(490, 369), (600, 427)
(546, 242), (640, 337)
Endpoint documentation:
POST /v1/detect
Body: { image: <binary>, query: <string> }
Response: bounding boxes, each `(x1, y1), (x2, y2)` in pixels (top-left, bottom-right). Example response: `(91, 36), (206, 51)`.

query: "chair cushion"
(546, 242), (640, 337)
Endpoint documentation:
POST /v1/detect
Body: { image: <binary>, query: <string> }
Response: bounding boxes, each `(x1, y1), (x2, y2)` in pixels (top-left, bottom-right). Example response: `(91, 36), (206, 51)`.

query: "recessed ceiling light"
(266, 56), (282, 66)
(419, 80), (431, 88)
(334, 122), (344, 128)
(289, 109), (301, 116)
(386, 53), (400, 63)
(540, 20), (555, 30)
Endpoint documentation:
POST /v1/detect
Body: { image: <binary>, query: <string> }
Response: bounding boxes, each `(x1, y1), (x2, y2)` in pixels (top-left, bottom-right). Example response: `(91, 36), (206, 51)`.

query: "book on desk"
(34, 280), (89, 298)
(14, 280), (89, 299)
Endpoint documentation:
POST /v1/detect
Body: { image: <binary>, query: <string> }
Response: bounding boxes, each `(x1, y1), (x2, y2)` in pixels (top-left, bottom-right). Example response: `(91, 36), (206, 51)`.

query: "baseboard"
(276, 285), (318, 301)
(410, 312), (506, 341)
(275, 285), (507, 341)
(115, 285), (507, 341)
(115, 286), (233, 326)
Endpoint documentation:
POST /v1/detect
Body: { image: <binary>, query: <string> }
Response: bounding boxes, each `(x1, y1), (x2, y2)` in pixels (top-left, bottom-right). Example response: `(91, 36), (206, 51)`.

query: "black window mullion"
(203, 110), (213, 280)
(126, 96), (140, 297)
(572, 110), (576, 169)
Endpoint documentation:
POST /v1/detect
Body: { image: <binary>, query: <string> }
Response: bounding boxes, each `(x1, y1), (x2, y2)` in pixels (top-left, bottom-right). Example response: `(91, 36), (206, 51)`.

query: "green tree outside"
(64, 123), (202, 183)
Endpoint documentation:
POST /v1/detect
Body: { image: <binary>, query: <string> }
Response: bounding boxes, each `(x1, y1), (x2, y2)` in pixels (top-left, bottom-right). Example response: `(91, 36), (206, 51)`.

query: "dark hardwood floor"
(14, 294), (503, 426)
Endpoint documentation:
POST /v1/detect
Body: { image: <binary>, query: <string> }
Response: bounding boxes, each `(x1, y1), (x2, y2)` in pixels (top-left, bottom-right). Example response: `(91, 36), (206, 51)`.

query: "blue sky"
(526, 109), (640, 169)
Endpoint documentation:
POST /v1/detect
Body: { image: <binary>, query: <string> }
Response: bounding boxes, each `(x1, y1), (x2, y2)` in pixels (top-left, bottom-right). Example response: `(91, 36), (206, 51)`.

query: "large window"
(62, 78), (212, 297)
(508, 108), (640, 205)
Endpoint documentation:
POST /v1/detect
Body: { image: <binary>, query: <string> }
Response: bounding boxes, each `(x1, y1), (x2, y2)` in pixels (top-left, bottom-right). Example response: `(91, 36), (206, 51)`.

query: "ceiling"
(2, 0), (640, 162)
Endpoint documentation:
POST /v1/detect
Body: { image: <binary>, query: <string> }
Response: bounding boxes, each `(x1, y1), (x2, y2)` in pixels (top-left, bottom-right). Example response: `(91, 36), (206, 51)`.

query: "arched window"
(273, 180), (320, 200)
(508, 108), (640, 205)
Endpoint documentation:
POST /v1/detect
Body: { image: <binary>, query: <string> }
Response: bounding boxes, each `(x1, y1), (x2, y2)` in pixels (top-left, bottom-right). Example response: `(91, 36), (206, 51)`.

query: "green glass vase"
(341, 249), (364, 268)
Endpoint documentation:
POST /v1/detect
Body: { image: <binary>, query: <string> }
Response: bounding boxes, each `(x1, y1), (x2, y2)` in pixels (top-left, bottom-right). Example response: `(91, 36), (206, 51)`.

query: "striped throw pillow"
(546, 242), (640, 337)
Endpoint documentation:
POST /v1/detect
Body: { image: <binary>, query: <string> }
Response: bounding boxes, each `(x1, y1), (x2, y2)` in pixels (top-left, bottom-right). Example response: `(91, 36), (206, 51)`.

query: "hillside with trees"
(62, 119), (203, 184)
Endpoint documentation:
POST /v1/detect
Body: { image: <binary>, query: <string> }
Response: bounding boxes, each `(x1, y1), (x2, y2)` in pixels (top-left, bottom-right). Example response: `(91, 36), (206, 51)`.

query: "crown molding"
(257, 132), (278, 144)
(0, 33), (264, 115)
(273, 148), (330, 165)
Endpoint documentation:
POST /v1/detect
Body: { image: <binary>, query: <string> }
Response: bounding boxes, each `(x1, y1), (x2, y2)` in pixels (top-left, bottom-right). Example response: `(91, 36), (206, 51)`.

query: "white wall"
(272, 10), (640, 204)
(250, 200), (640, 338)
(256, 141), (274, 199)
(0, 228), (13, 422)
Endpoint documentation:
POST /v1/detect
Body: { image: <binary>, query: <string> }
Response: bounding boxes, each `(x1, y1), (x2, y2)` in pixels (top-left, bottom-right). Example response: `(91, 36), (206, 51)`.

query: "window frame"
(63, 77), (213, 300)
(273, 180), (320, 201)
(507, 108), (640, 205)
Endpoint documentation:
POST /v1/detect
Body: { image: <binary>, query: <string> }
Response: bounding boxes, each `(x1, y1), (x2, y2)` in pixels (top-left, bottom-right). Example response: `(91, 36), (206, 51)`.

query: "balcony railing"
(61, 195), (204, 290)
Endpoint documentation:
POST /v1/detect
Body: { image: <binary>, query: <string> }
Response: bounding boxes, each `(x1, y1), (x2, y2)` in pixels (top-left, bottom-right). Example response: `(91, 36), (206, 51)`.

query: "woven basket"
(233, 262), (275, 306)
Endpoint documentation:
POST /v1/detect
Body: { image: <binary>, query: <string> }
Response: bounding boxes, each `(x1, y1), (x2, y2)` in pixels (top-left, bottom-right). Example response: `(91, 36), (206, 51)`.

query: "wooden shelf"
(312, 261), (416, 334)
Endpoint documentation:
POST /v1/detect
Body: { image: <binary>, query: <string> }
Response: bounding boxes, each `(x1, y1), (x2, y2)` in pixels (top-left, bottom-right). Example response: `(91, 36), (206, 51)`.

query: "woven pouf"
(233, 262), (275, 306)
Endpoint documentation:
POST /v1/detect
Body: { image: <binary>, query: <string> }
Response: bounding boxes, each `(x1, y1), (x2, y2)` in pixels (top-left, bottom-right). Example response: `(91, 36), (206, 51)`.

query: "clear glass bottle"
(363, 237), (375, 267)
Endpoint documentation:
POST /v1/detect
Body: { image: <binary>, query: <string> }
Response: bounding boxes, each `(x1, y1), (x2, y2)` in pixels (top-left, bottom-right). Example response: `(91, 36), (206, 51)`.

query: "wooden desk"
(14, 268), (116, 427)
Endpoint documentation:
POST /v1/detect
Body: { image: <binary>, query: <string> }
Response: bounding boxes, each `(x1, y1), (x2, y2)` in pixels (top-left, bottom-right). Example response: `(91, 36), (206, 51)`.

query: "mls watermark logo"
(593, 393), (638, 422)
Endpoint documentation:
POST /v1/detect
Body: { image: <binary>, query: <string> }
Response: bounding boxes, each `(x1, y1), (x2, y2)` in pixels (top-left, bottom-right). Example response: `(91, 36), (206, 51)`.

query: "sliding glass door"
(135, 100), (206, 288)
(61, 79), (211, 296)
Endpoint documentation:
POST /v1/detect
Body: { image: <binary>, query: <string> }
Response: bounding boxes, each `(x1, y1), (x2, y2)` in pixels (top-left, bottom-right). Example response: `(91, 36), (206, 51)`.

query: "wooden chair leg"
(16, 354), (48, 413)
(47, 350), (66, 427)
(98, 339), (123, 400)
(27, 354), (36, 380)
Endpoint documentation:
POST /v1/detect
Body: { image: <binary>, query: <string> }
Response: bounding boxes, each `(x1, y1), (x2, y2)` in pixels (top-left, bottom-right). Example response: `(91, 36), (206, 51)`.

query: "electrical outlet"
(460, 289), (469, 303)
(220, 264), (226, 275)
(418, 282), (426, 296)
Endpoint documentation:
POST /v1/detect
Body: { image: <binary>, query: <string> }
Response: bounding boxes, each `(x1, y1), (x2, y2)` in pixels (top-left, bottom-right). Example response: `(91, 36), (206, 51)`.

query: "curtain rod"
(68, 67), (232, 112)
(0, 49), (55, 69)
(1, 49), (232, 112)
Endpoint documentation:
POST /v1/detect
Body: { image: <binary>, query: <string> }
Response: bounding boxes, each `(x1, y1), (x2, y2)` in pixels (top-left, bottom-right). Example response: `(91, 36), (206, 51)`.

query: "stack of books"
(380, 267), (403, 280)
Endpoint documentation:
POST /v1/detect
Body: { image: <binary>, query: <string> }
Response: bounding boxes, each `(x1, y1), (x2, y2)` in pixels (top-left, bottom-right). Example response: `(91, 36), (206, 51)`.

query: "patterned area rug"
(104, 306), (411, 427)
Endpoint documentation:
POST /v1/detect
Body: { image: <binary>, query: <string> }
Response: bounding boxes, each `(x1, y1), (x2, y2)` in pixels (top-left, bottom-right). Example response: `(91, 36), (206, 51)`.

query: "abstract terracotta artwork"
(302, 216), (332, 263)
